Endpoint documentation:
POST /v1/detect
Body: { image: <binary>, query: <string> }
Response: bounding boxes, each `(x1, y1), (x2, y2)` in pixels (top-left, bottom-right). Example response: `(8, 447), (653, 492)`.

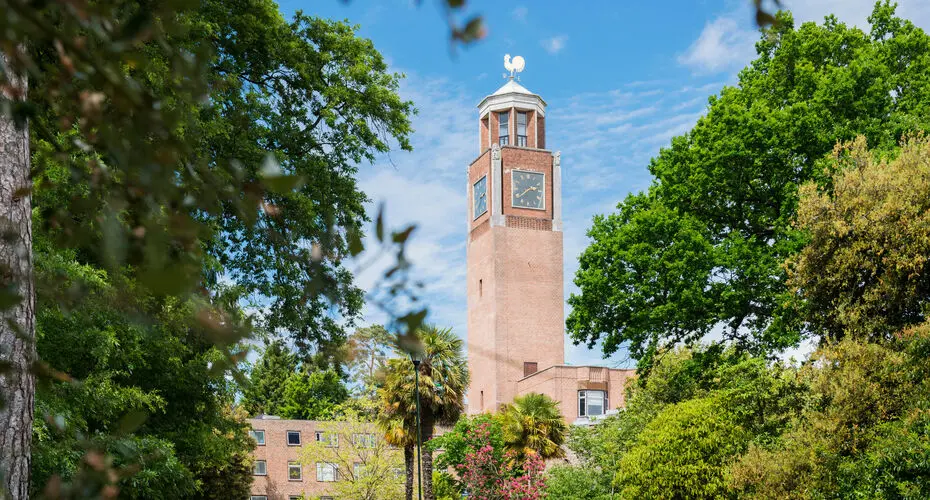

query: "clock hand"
(517, 187), (533, 198)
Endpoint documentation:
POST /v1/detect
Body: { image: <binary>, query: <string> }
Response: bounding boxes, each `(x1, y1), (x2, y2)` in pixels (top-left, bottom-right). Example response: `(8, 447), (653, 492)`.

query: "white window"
(498, 111), (510, 146)
(578, 390), (607, 417)
(316, 462), (338, 482)
(251, 496), (268, 500)
(288, 461), (302, 481)
(392, 467), (404, 480)
(287, 430), (301, 446)
(253, 460), (267, 476)
(516, 111), (528, 146)
(289, 497), (303, 500)
(354, 462), (364, 478)
(353, 433), (376, 449)
(316, 430), (338, 448)
(250, 429), (265, 445)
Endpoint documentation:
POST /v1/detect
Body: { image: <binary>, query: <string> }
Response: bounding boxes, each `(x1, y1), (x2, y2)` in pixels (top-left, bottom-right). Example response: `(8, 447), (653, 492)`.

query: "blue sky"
(277, 0), (930, 367)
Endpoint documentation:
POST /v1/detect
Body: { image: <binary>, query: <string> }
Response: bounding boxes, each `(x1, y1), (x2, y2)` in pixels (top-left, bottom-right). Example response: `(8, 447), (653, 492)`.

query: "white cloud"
(679, 0), (930, 75)
(541, 35), (568, 55)
(677, 16), (758, 74)
(512, 6), (528, 23)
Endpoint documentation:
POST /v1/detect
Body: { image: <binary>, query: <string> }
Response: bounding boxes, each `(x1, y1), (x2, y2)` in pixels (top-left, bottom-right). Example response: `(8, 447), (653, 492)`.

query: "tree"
(29, 240), (255, 497)
(379, 415), (417, 500)
(568, 3), (930, 368)
(0, 49), (35, 499)
(545, 465), (612, 500)
(730, 328), (930, 498)
(279, 368), (349, 420)
(347, 325), (393, 397)
(299, 406), (404, 500)
(788, 135), (930, 340)
(380, 325), (469, 500)
(241, 339), (298, 416)
(499, 393), (567, 460)
(615, 396), (751, 498)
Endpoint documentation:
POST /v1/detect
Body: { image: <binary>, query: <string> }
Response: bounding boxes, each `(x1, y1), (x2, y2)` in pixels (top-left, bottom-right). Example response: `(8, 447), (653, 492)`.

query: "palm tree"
(379, 415), (417, 500)
(380, 325), (469, 500)
(500, 392), (567, 460)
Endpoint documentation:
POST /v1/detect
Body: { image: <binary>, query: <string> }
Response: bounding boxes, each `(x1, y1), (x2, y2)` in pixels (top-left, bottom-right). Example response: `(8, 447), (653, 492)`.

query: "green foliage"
(500, 393), (567, 460)
(568, 2), (930, 366)
(241, 340), (298, 417)
(30, 239), (254, 497)
(730, 329), (930, 498)
(615, 397), (750, 498)
(380, 325), (469, 499)
(545, 465), (613, 500)
(789, 135), (930, 340)
(347, 325), (394, 397)
(279, 368), (349, 420)
(299, 408), (404, 500)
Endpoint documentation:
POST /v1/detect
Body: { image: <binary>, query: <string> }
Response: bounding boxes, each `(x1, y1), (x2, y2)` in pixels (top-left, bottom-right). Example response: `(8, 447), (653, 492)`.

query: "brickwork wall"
(515, 366), (636, 422)
(537, 116), (546, 150)
(468, 149), (491, 232)
(466, 225), (497, 413)
(248, 419), (336, 499)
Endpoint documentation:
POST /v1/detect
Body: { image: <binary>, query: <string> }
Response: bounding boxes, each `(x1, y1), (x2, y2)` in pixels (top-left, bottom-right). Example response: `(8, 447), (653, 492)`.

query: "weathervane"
(503, 54), (525, 80)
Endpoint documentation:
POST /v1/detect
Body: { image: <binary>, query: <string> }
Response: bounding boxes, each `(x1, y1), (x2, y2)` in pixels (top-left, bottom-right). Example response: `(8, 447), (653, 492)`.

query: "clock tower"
(466, 63), (565, 414)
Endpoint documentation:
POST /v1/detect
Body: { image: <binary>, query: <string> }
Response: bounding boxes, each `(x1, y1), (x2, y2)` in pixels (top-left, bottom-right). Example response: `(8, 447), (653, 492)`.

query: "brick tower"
(466, 64), (565, 414)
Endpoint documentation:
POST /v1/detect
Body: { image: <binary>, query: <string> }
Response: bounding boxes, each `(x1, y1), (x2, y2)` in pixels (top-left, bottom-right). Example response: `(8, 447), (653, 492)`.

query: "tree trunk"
(421, 415), (435, 500)
(404, 443), (414, 500)
(0, 49), (35, 500)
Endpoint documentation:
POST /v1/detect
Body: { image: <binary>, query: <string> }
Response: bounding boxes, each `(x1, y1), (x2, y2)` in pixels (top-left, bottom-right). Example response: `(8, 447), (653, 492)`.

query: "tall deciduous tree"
(279, 368), (349, 420)
(567, 3), (930, 368)
(347, 325), (393, 397)
(381, 326), (469, 500)
(788, 135), (930, 340)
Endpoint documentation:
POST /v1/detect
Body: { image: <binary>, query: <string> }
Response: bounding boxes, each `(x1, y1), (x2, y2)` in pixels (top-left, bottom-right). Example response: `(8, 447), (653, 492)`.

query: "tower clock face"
(512, 170), (545, 209)
(473, 176), (488, 219)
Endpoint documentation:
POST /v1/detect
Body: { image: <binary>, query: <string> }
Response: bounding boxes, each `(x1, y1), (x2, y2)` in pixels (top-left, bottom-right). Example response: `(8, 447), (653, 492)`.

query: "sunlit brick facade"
(466, 74), (635, 424)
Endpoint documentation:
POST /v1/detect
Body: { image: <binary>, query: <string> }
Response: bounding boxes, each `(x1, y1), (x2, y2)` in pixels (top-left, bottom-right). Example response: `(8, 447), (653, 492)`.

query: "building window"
(317, 462), (338, 482)
(516, 111), (528, 146)
(288, 461), (302, 481)
(253, 460), (267, 476)
(523, 361), (538, 377)
(316, 431), (338, 448)
(354, 462), (365, 478)
(251, 496), (268, 500)
(392, 468), (405, 480)
(498, 111), (509, 146)
(249, 429), (265, 445)
(287, 430), (301, 446)
(578, 390), (607, 417)
(321, 497), (334, 500)
(289, 496), (303, 500)
(353, 433), (376, 449)
(473, 175), (487, 219)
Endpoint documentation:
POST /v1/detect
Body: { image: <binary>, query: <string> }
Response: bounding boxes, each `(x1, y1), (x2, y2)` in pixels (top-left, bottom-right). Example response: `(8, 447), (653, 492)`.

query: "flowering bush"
(456, 423), (547, 499)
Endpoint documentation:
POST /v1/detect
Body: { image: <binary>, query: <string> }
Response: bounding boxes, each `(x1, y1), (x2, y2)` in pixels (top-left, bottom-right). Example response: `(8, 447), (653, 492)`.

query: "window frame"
(249, 429), (265, 446)
(286, 430), (301, 446)
(316, 461), (339, 482)
(353, 433), (376, 449)
(578, 389), (608, 417)
(288, 461), (303, 481)
(516, 111), (528, 147)
(251, 496), (268, 500)
(253, 460), (267, 476)
(315, 430), (339, 448)
(498, 111), (510, 146)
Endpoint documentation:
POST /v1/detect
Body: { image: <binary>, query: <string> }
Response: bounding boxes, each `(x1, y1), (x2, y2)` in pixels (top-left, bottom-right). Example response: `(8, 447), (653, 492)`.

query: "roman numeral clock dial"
(512, 170), (544, 209)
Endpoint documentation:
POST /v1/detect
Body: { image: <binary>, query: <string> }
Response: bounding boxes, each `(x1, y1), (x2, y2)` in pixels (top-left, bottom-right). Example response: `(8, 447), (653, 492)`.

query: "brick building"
(466, 60), (635, 424)
(247, 416), (404, 500)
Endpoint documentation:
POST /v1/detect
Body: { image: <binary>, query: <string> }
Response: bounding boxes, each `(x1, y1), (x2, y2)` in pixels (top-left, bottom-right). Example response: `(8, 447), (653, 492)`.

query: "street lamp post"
(412, 358), (424, 500)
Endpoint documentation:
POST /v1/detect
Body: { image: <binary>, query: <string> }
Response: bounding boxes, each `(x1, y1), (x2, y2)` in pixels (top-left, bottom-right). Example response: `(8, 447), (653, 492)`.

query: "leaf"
(376, 204), (385, 242)
(116, 410), (149, 435)
(392, 225), (416, 244)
